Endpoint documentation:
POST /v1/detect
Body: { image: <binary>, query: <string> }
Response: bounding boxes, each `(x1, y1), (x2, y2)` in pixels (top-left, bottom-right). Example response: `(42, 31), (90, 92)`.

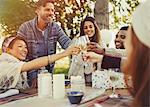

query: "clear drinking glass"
(71, 35), (90, 51)
(78, 35), (90, 52)
(78, 35), (90, 67)
(71, 37), (80, 62)
(108, 68), (119, 98)
(71, 35), (90, 63)
(71, 37), (79, 47)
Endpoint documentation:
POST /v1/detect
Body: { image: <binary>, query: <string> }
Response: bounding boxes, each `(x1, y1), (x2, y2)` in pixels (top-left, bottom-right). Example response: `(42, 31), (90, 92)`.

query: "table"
(0, 87), (105, 107)
(79, 89), (132, 107)
(0, 87), (131, 107)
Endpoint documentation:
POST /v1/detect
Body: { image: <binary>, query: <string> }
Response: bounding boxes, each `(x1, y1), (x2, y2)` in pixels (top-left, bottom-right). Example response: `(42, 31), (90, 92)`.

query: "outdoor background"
(0, 0), (144, 76)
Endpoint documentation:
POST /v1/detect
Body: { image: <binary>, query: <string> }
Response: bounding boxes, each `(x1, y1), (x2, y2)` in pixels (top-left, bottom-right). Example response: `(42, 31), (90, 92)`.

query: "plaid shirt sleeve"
(17, 22), (29, 39)
(54, 23), (71, 49)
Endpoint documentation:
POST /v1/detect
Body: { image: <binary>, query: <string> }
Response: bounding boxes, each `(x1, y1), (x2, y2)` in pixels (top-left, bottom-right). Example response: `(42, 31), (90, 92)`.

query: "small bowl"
(67, 91), (84, 104)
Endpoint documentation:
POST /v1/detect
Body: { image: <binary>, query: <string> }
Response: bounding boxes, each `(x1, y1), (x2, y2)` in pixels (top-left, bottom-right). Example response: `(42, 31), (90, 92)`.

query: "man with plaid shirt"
(17, 0), (71, 87)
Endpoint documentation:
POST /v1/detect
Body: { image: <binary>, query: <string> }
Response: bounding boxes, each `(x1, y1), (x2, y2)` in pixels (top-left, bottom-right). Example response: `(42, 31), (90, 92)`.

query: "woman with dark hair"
(83, 0), (150, 106)
(0, 35), (79, 90)
(68, 16), (106, 86)
(80, 16), (101, 44)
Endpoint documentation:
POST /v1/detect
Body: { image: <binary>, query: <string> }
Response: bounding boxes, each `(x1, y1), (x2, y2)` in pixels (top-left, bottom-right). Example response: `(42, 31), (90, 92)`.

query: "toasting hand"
(87, 42), (105, 54)
(65, 46), (81, 56)
(82, 52), (103, 63)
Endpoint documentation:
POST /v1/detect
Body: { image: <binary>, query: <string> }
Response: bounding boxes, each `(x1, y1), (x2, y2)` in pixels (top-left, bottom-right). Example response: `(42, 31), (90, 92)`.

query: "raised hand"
(65, 46), (80, 56)
(82, 52), (103, 63)
(87, 42), (105, 54)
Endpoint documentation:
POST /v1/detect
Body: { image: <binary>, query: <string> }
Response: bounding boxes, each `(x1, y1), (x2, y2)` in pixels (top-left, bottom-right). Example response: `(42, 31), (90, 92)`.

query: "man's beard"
(43, 16), (53, 23)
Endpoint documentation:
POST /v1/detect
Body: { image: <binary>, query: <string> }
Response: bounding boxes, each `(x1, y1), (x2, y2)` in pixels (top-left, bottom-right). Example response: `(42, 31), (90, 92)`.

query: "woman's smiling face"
(8, 40), (28, 60)
(83, 21), (95, 38)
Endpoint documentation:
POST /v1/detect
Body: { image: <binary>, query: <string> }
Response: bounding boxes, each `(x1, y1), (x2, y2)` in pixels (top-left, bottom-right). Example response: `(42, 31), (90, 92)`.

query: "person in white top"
(0, 35), (79, 90)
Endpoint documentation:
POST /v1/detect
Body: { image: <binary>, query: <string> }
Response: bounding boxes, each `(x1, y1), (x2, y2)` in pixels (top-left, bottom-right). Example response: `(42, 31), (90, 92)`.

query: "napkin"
(0, 89), (19, 99)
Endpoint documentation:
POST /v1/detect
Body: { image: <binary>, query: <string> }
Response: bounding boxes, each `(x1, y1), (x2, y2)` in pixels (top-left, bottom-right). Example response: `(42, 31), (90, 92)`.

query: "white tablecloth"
(1, 87), (105, 107)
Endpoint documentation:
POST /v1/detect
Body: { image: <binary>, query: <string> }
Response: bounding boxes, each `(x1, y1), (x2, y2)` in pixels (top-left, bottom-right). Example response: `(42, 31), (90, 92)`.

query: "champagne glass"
(71, 35), (90, 52)
(71, 35), (90, 64)
(71, 37), (79, 46)
(78, 35), (90, 67)
(108, 68), (119, 98)
(71, 37), (80, 62)
(78, 35), (90, 52)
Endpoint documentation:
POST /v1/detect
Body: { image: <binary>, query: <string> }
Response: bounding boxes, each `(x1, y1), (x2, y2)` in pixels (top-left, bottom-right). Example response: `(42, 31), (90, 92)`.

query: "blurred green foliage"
(0, 0), (92, 37)
(0, 0), (35, 35)
(0, 0), (139, 36)
(54, 67), (69, 78)
(109, 0), (139, 29)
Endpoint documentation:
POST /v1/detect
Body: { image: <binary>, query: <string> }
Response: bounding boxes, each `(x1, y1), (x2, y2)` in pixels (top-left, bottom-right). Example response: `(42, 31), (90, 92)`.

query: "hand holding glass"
(78, 35), (90, 53)
(78, 35), (90, 67)
(71, 35), (90, 63)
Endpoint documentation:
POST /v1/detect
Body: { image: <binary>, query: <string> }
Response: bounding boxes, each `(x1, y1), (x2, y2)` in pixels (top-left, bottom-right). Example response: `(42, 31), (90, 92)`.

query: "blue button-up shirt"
(17, 17), (71, 80)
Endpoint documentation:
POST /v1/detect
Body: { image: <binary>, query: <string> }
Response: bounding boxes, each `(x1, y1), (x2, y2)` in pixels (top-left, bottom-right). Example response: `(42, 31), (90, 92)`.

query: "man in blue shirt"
(17, 0), (71, 87)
